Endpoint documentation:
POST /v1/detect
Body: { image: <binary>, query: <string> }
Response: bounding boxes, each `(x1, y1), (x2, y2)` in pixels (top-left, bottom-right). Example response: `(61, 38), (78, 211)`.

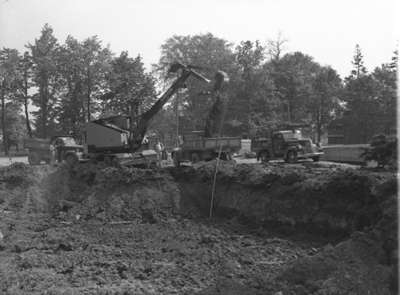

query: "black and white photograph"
(0, 0), (398, 294)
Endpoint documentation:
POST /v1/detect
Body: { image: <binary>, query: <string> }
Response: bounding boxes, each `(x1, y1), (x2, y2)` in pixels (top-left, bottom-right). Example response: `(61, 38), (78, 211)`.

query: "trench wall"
(171, 162), (395, 236)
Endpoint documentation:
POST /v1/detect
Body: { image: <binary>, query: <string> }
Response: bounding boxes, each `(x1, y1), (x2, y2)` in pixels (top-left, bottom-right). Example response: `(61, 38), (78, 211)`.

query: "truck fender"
(257, 150), (270, 163)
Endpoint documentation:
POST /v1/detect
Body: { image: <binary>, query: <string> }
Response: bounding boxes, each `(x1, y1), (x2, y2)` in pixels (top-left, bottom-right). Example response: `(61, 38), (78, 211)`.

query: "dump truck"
(24, 136), (84, 165)
(252, 128), (323, 163)
(171, 71), (241, 166)
(171, 131), (241, 166)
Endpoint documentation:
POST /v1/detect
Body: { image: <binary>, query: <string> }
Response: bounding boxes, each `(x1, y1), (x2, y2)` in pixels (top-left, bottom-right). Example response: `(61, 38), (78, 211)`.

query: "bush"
(362, 134), (397, 169)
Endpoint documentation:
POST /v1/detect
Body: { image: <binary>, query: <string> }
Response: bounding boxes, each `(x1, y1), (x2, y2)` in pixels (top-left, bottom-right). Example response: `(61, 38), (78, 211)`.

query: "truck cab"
(252, 129), (323, 163)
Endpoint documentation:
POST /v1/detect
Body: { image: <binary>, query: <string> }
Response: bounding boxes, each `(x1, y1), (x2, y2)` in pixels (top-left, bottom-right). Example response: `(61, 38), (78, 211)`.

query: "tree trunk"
(316, 101), (322, 143)
(174, 93), (179, 147)
(39, 76), (48, 138)
(86, 70), (91, 122)
(41, 86), (47, 138)
(23, 99), (32, 138)
(287, 100), (292, 123)
(87, 88), (91, 122)
(23, 70), (32, 137)
(1, 85), (8, 156)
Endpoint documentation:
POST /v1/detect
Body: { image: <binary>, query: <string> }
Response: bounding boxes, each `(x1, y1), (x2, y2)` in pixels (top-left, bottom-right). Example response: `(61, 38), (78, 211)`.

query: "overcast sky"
(0, 0), (398, 78)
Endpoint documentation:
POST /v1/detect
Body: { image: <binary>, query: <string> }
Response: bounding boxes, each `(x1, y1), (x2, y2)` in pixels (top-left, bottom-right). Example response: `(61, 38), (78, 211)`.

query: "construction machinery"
(81, 63), (211, 165)
(171, 71), (242, 166)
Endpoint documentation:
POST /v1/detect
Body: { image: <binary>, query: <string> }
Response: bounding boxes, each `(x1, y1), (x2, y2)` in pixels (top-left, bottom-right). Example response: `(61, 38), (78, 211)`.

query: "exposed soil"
(0, 162), (397, 294)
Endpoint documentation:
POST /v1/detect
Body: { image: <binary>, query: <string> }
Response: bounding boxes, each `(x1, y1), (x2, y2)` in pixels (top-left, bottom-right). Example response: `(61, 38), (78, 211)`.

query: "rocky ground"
(0, 161), (397, 294)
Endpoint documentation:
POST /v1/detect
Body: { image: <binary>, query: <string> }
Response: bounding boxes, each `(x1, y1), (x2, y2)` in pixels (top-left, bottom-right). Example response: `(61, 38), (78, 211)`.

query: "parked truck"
(24, 136), (84, 165)
(171, 71), (241, 166)
(171, 131), (241, 166)
(251, 128), (323, 163)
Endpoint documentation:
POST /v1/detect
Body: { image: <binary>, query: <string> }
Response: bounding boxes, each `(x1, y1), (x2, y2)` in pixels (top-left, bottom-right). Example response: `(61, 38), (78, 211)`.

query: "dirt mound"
(42, 164), (180, 223)
(276, 208), (397, 295)
(0, 162), (33, 188)
(0, 163), (52, 212)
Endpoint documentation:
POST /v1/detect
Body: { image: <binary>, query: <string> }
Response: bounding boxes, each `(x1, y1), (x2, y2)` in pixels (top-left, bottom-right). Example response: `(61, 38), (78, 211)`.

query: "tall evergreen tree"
(341, 45), (397, 143)
(351, 44), (367, 78)
(17, 51), (34, 138)
(28, 24), (62, 138)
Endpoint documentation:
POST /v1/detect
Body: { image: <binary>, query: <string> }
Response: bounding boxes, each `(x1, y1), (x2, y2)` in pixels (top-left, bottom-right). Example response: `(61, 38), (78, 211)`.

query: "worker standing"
(49, 143), (56, 165)
(155, 141), (163, 167)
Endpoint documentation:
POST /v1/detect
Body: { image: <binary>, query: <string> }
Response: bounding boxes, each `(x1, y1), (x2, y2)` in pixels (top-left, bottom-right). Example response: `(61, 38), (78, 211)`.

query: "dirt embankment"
(171, 161), (398, 294)
(42, 163), (180, 223)
(0, 162), (397, 294)
(172, 162), (393, 234)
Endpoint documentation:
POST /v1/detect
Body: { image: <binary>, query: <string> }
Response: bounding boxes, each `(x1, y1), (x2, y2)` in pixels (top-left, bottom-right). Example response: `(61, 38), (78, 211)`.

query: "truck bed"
(183, 137), (241, 152)
(23, 138), (51, 151)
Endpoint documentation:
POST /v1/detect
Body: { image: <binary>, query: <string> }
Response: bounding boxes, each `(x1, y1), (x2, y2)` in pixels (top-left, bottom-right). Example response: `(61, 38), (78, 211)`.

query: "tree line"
(154, 36), (397, 145)
(0, 24), (156, 154)
(0, 24), (397, 154)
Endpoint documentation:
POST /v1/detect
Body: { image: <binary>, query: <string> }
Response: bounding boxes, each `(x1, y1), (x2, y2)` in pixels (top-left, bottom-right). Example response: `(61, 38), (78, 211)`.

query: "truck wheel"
(259, 151), (270, 163)
(172, 152), (180, 167)
(104, 156), (114, 166)
(65, 153), (78, 167)
(191, 153), (200, 163)
(312, 156), (320, 162)
(28, 152), (40, 165)
(286, 150), (298, 163)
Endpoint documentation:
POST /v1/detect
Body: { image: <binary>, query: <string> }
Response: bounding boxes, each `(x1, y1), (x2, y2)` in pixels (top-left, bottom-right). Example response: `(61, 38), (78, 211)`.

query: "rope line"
(209, 91), (229, 218)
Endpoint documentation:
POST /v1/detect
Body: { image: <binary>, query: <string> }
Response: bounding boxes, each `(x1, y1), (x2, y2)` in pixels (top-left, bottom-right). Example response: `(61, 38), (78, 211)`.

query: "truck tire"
(172, 152), (180, 167)
(104, 155), (115, 166)
(286, 150), (298, 163)
(28, 152), (40, 165)
(65, 153), (78, 167)
(225, 152), (232, 161)
(259, 151), (270, 163)
(191, 152), (200, 163)
(312, 156), (320, 162)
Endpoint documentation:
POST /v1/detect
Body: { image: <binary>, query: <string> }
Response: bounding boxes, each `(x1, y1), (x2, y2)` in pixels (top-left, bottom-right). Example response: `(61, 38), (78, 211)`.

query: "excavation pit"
(0, 162), (397, 294)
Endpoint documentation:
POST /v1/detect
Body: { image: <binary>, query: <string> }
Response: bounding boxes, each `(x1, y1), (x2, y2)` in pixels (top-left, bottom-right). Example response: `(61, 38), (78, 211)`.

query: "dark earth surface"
(0, 162), (397, 294)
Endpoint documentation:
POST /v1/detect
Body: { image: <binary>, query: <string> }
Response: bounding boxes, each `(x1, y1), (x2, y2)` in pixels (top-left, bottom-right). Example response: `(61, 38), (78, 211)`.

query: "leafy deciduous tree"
(0, 48), (21, 154)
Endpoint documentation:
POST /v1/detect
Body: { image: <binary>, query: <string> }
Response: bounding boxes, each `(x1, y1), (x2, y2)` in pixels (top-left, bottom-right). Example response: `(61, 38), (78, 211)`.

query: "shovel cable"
(209, 92), (229, 219)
